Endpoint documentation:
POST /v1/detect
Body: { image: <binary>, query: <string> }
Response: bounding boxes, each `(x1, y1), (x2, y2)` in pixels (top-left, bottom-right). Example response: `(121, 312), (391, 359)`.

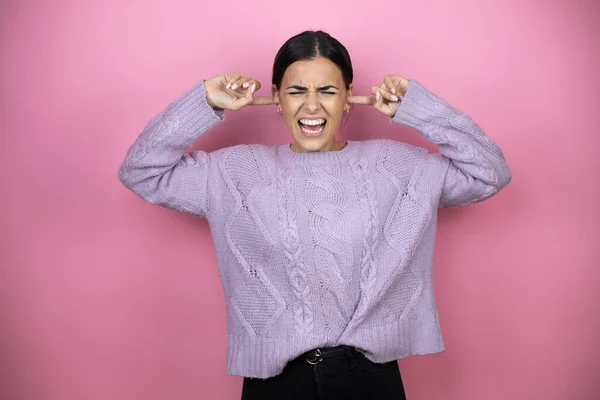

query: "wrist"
(399, 79), (410, 97)
(202, 80), (223, 111)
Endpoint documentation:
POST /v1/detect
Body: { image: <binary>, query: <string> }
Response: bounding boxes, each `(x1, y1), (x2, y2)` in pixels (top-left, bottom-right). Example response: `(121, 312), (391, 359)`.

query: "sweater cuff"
(391, 80), (458, 130)
(176, 80), (225, 136)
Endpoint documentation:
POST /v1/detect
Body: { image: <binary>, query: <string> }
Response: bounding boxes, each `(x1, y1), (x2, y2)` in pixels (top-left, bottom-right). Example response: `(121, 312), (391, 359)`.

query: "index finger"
(249, 96), (277, 106)
(347, 95), (374, 105)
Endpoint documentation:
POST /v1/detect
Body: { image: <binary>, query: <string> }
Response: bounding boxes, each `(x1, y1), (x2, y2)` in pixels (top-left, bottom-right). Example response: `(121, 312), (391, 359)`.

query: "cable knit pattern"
(304, 165), (357, 336)
(349, 152), (379, 324)
(374, 142), (429, 322)
(276, 167), (314, 336)
(305, 166), (353, 282)
(219, 146), (287, 335)
(118, 79), (512, 378)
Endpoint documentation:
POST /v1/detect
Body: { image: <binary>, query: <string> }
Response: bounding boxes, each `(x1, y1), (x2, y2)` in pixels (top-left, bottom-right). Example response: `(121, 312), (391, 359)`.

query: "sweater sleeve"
(391, 80), (512, 208)
(117, 80), (224, 218)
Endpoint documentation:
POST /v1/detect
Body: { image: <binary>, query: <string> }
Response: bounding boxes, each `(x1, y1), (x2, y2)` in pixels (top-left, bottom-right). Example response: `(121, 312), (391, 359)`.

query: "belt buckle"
(306, 349), (322, 365)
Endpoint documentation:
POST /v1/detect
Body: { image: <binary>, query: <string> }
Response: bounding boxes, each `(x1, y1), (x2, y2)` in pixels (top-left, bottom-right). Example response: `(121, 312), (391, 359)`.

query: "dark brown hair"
(272, 30), (353, 90)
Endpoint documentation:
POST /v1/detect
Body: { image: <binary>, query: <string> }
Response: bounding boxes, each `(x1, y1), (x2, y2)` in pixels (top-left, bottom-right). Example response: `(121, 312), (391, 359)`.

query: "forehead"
(282, 56), (344, 86)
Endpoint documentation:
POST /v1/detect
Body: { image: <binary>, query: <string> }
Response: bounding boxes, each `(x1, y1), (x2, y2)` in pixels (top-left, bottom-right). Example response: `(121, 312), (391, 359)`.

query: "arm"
(391, 81), (512, 207)
(117, 81), (224, 218)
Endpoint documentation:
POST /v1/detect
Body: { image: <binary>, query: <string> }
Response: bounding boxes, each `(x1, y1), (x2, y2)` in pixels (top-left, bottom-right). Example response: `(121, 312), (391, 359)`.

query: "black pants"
(241, 345), (406, 400)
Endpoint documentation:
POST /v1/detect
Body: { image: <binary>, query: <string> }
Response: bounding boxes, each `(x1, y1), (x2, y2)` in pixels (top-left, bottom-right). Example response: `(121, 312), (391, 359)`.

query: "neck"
(290, 140), (348, 153)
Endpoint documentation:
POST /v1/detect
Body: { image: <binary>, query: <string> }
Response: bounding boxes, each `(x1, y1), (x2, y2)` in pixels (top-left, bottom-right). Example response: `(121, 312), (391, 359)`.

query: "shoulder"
(351, 139), (442, 185)
(206, 143), (277, 159)
(353, 138), (428, 162)
(205, 143), (281, 179)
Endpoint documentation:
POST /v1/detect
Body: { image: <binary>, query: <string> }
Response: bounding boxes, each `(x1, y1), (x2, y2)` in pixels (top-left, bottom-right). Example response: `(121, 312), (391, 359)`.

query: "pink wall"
(1, 0), (599, 399)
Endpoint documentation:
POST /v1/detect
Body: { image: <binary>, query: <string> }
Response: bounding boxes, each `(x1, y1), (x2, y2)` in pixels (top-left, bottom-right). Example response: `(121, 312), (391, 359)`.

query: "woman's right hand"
(204, 72), (276, 111)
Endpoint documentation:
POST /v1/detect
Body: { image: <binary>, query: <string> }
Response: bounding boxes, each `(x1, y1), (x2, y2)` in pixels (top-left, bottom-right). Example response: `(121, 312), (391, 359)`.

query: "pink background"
(1, 0), (599, 399)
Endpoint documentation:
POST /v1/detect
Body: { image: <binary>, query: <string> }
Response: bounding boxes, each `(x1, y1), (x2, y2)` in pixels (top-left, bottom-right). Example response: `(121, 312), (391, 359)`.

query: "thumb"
(243, 83), (256, 102)
(231, 83), (256, 110)
(373, 90), (385, 112)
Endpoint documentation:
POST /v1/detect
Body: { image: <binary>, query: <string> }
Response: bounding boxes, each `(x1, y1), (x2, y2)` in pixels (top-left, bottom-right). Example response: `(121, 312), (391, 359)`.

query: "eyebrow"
(286, 85), (339, 91)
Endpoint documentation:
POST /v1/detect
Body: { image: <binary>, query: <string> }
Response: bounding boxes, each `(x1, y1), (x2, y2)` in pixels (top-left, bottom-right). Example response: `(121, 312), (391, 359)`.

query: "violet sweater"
(118, 79), (511, 378)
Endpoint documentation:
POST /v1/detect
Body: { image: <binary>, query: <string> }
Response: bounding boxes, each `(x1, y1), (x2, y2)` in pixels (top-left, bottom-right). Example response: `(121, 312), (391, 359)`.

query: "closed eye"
(287, 91), (338, 95)
(286, 85), (339, 96)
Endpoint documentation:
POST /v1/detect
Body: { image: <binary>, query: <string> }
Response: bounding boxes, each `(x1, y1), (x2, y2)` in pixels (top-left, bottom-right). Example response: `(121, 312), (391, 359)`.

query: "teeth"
(299, 118), (325, 126)
(301, 124), (324, 134)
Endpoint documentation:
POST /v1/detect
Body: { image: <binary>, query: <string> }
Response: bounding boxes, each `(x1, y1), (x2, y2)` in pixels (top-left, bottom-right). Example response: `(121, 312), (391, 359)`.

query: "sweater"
(118, 79), (511, 378)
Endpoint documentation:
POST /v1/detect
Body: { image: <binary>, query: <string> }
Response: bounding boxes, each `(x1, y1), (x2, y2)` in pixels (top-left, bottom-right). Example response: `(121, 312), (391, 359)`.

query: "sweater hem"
(224, 318), (446, 378)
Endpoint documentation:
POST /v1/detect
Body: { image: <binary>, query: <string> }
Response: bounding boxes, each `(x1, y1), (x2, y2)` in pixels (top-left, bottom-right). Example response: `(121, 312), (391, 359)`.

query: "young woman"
(118, 30), (511, 399)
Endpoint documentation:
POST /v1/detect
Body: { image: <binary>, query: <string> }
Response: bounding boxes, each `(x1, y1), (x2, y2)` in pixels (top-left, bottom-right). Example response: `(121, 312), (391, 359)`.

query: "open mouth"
(298, 118), (327, 137)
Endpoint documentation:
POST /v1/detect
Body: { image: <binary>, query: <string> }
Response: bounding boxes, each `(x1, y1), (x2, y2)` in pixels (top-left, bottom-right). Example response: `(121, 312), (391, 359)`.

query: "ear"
(272, 84), (280, 104)
(344, 83), (354, 110)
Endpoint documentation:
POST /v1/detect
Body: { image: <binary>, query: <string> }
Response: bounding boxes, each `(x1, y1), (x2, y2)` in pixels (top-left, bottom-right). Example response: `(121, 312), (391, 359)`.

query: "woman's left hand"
(348, 75), (410, 118)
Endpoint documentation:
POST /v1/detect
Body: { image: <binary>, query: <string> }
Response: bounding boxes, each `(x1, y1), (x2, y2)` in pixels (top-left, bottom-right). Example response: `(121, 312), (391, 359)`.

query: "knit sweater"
(118, 79), (511, 378)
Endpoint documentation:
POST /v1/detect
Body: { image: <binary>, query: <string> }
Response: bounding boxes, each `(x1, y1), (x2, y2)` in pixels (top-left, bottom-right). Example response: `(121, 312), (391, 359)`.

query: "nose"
(303, 91), (320, 113)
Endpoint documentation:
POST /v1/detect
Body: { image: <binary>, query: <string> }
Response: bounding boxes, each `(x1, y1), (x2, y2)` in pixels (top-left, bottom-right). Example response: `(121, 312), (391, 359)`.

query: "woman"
(118, 30), (511, 399)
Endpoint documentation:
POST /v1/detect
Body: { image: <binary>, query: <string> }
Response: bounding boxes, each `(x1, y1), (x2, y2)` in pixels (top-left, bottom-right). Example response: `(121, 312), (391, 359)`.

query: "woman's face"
(274, 56), (353, 153)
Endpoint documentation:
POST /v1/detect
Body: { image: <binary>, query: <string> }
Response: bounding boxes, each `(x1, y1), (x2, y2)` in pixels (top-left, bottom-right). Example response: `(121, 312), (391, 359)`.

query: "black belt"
(298, 345), (363, 365)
